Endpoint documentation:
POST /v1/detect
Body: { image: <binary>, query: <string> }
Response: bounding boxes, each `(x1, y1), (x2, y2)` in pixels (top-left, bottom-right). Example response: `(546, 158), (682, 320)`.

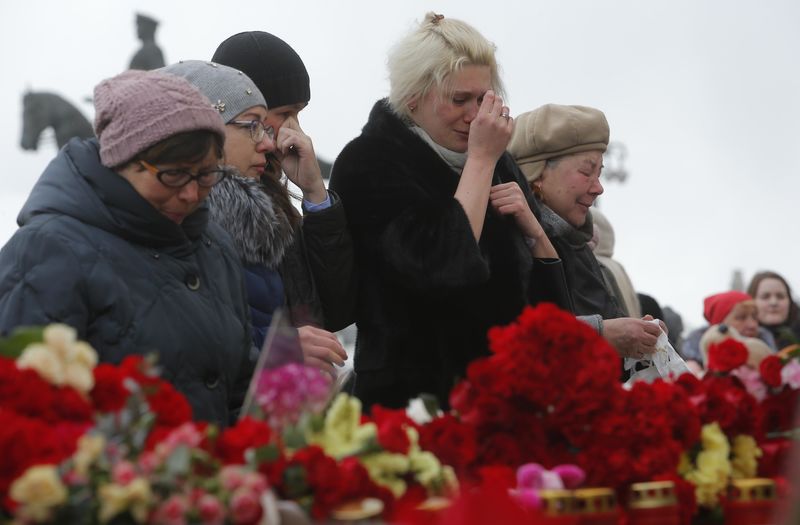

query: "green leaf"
(0, 326), (44, 359)
(283, 424), (308, 449)
(419, 393), (441, 417)
(164, 445), (192, 476)
(282, 465), (309, 499)
(250, 443), (281, 465)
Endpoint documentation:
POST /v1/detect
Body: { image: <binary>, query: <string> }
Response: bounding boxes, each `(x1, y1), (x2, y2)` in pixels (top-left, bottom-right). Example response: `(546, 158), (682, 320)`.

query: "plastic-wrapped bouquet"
(240, 312), (334, 434)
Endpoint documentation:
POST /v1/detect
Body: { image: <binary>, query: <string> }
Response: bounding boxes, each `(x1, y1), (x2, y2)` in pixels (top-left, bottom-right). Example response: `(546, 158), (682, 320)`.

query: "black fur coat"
(330, 100), (571, 409)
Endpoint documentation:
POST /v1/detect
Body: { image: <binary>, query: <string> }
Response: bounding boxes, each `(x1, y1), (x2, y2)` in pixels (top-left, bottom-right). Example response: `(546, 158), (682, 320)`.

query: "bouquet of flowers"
(234, 312), (458, 521)
(448, 303), (699, 490)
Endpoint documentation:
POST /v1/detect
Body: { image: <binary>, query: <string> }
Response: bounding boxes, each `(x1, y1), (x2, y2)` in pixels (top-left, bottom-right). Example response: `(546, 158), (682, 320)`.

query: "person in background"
(747, 270), (800, 350)
(661, 305), (685, 355)
(211, 32), (356, 335)
(212, 32), (314, 179)
(129, 13), (165, 70)
(683, 290), (777, 367)
(508, 103), (663, 361)
(637, 293), (664, 321)
(590, 208), (641, 318)
(0, 70), (252, 426)
(161, 60), (348, 377)
(329, 12), (571, 409)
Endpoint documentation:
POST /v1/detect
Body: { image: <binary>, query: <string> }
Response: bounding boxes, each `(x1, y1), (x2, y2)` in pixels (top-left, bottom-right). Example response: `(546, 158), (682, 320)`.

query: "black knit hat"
(212, 31), (310, 109)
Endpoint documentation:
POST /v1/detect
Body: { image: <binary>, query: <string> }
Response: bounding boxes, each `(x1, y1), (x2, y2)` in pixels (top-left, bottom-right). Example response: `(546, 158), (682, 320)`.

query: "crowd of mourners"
(0, 13), (797, 426)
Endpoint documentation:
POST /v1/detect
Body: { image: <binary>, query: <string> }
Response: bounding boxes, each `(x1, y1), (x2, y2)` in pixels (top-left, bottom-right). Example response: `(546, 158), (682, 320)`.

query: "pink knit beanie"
(93, 69), (226, 168)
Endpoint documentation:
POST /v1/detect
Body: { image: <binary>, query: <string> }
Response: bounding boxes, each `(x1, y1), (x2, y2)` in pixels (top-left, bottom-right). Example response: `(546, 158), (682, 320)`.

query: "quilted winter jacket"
(0, 138), (254, 427)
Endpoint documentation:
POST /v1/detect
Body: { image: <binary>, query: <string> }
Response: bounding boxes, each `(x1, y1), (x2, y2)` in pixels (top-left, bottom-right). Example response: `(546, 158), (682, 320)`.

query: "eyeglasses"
(230, 120), (275, 144)
(139, 160), (228, 188)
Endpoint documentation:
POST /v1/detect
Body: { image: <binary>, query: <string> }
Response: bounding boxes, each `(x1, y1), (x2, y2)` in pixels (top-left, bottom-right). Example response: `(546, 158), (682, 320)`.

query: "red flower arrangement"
(449, 303), (700, 490)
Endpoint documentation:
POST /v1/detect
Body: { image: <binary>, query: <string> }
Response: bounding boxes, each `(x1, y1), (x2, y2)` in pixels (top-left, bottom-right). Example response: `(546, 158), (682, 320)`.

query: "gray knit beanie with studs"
(160, 60), (267, 123)
(93, 69), (226, 168)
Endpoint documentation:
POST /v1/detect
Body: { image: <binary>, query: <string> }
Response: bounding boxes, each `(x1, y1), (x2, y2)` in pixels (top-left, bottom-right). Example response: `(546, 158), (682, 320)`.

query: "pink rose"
(781, 359), (800, 389)
(138, 451), (159, 475)
(220, 465), (247, 492)
(230, 488), (263, 525)
(241, 471), (269, 494)
(111, 460), (137, 486)
(197, 493), (225, 525)
(732, 365), (767, 401)
(152, 494), (189, 525)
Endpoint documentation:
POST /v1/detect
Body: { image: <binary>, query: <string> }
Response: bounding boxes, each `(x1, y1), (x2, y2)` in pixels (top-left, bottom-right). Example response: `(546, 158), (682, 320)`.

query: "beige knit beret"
(507, 104), (610, 183)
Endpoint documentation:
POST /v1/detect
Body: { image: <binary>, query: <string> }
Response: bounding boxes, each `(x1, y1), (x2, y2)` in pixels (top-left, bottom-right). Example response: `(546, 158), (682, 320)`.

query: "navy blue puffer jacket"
(0, 139), (254, 427)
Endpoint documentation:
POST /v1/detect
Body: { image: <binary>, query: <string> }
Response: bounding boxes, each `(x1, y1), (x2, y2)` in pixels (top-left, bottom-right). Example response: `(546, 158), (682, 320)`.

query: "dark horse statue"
(20, 91), (94, 151)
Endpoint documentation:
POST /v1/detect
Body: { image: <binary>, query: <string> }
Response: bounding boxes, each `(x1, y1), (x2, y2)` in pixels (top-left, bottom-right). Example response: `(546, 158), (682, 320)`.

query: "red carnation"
(216, 417), (274, 465)
(371, 405), (416, 454)
(418, 414), (477, 473)
(0, 409), (77, 497)
(759, 355), (784, 388)
(706, 339), (749, 372)
(146, 380), (192, 426)
(377, 421), (411, 454)
(91, 363), (131, 412)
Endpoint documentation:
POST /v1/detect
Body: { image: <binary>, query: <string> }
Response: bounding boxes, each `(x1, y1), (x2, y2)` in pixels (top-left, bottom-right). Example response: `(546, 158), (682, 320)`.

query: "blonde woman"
(329, 13), (570, 409)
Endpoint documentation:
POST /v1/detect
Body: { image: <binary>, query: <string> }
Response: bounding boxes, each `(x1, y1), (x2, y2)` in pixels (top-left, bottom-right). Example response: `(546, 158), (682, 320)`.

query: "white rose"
(10, 465), (68, 521)
(64, 362), (95, 395)
(17, 344), (65, 386)
(43, 323), (78, 359)
(71, 341), (98, 368)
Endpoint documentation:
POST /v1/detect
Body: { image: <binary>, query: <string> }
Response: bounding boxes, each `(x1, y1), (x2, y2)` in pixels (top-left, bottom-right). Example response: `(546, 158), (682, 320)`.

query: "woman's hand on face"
(274, 117), (328, 204)
(298, 325), (348, 377)
(467, 90), (514, 164)
(489, 182), (546, 239)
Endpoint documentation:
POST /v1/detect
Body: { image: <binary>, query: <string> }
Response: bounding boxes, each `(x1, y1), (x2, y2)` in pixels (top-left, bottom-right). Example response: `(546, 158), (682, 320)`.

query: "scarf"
(410, 126), (468, 173)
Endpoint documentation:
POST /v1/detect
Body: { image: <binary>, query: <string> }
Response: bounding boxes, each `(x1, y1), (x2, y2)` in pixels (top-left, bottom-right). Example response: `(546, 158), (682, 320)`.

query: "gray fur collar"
(206, 173), (295, 268)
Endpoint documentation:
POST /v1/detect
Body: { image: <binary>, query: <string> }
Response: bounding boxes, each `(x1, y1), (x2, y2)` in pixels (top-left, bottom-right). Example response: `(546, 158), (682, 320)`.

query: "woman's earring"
(408, 104), (416, 113)
(532, 183), (544, 201)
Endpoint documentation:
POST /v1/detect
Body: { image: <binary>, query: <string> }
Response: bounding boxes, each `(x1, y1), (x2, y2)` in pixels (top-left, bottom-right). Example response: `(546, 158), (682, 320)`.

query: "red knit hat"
(703, 291), (753, 325)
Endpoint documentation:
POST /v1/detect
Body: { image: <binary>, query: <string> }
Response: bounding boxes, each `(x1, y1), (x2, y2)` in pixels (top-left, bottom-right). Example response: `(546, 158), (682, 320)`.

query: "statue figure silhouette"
(129, 13), (165, 70)
(20, 91), (94, 151)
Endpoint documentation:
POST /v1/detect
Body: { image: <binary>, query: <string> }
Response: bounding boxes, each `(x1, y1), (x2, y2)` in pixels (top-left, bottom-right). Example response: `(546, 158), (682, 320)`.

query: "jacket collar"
(540, 203), (594, 247)
(21, 138), (207, 252)
(205, 172), (295, 268)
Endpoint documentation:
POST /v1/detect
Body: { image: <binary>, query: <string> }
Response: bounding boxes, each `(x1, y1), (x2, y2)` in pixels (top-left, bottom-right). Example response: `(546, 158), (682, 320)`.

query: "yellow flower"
(731, 434), (761, 479)
(361, 452), (411, 497)
(307, 394), (376, 457)
(684, 423), (731, 507)
(10, 465), (68, 521)
(98, 478), (152, 524)
(17, 344), (65, 386)
(73, 434), (106, 478)
(409, 450), (441, 486)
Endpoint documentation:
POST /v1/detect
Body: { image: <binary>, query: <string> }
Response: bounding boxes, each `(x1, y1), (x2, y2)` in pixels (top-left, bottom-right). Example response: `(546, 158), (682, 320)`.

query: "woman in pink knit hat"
(0, 69), (255, 427)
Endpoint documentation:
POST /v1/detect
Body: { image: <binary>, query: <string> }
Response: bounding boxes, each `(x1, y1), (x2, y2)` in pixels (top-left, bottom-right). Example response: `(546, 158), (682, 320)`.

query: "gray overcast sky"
(2, 0), (799, 329)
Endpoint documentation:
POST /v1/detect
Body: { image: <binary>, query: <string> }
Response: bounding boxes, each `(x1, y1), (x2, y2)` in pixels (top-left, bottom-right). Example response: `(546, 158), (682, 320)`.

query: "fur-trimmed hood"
(206, 172), (295, 268)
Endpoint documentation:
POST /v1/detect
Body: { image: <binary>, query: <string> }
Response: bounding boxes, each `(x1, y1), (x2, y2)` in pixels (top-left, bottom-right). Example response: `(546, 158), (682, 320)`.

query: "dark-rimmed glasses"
(139, 160), (228, 188)
(230, 120), (275, 144)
